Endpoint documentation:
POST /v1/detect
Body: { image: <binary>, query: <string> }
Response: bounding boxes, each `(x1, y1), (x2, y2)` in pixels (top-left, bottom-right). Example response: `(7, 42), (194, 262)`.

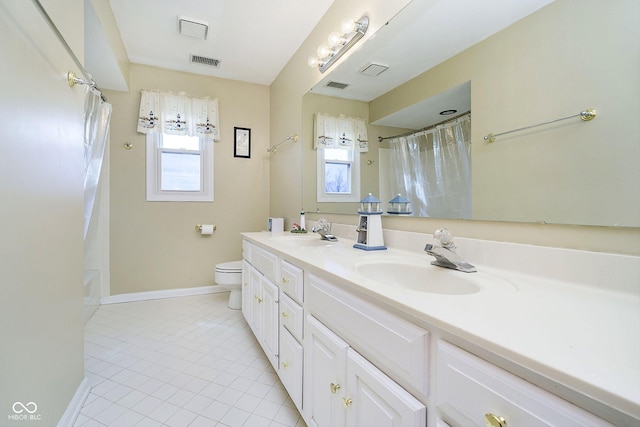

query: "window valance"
(137, 90), (220, 141)
(314, 113), (368, 152)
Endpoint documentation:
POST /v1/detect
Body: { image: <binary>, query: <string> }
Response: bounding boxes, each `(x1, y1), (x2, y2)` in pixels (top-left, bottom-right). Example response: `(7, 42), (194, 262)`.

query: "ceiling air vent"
(325, 81), (349, 90)
(190, 54), (221, 68)
(359, 63), (389, 76)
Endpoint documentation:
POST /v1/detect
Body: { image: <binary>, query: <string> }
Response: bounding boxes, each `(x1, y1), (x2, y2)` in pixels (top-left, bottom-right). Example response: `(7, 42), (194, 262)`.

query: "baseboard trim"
(101, 285), (226, 305)
(57, 377), (90, 427)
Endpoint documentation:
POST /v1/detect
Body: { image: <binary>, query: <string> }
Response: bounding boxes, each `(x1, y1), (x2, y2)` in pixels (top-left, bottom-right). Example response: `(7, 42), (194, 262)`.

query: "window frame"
(145, 133), (214, 202)
(316, 147), (360, 203)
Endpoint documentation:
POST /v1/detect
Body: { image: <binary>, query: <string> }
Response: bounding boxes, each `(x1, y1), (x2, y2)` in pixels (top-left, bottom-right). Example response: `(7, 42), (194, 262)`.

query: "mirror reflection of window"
(317, 147), (360, 202)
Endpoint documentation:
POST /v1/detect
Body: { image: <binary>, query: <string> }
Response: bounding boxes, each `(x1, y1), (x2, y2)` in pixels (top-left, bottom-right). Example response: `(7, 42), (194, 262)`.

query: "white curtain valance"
(314, 112), (368, 152)
(137, 90), (220, 141)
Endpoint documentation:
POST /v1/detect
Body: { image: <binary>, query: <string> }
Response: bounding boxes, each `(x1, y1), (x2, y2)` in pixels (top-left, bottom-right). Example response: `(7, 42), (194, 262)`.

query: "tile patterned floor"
(74, 293), (305, 427)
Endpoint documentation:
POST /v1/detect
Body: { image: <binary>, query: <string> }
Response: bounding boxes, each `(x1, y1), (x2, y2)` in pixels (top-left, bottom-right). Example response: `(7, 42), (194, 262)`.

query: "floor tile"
(75, 293), (304, 427)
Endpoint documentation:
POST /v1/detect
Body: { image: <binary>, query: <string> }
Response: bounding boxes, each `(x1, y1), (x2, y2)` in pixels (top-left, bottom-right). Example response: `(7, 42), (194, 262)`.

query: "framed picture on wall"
(234, 127), (251, 158)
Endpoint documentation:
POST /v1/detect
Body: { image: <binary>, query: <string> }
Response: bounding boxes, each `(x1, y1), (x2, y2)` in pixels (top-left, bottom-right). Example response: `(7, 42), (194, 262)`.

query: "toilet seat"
(215, 260), (243, 273)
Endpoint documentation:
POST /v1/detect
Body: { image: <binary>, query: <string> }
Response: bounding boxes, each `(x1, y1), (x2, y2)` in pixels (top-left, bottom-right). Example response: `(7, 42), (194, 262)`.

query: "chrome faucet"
(424, 228), (476, 273)
(312, 218), (338, 242)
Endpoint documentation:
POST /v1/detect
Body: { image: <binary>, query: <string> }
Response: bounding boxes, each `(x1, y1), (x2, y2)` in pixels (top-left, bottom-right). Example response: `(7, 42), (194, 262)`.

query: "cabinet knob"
(330, 383), (341, 394)
(243, 281), (248, 287)
(484, 413), (507, 427)
(282, 277), (290, 284)
(282, 311), (289, 318)
(342, 397), (353, 408)
(255, 295), (263, 303)
(281, 362), (289, 369)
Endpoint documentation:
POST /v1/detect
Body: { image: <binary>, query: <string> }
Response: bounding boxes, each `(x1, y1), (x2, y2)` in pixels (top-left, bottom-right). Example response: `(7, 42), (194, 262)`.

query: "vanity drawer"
(280, 292), (303, 342)
(308, 274), (429, 398)
(250, 244), (278, 283)
(280, 259), (303, 303)
(436, 340), (611, 427)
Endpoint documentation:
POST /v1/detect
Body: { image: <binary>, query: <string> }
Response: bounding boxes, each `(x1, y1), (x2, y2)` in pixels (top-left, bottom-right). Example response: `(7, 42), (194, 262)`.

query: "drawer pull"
(282, 311), (289, 318)
(342, 397), (353, 408)
(330, 383), (341, 394)
(484, 413), (507, 427)
(282, 277), (290, 284)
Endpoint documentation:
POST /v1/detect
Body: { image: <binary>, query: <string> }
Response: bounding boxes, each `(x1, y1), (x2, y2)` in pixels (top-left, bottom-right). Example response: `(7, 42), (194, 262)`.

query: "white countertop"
(242, 231), (640, 423)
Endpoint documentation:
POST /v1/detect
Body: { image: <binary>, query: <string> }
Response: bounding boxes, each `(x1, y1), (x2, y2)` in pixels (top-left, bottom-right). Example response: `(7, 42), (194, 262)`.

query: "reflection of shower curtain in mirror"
(389, 114), (471, 218)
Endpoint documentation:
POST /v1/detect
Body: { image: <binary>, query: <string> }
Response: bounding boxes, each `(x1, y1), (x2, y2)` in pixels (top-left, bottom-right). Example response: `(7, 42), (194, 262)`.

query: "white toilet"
(215, 261), (243, 309)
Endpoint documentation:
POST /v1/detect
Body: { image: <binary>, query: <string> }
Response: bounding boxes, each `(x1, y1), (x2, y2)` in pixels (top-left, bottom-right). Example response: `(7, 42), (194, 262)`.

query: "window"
(317, 147), (360, 202)
(146, 133), (213, 201)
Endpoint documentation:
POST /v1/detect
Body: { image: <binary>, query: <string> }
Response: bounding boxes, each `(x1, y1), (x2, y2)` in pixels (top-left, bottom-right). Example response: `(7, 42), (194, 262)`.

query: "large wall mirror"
(302, 0), (639, 227)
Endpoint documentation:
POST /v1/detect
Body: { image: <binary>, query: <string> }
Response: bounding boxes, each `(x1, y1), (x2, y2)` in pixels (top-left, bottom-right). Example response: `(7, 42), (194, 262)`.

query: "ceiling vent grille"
(359, 63), (389, 76)
(190, 54), (221, 68)
(325, 81), (349, 90)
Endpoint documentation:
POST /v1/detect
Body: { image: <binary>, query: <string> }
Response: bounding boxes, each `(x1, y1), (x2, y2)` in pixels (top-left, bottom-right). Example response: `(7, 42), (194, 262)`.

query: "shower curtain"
(84, 88), (112, 239)
(388, 114), (471, 218)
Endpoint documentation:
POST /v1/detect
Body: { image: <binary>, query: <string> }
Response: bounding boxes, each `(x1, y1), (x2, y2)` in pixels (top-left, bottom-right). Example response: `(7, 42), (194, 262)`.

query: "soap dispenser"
(354, 193), (387, 251)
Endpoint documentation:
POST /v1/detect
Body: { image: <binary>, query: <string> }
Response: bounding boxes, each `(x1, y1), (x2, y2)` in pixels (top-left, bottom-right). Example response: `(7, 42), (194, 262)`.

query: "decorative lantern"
(388, 194), (412, 215)
(354, 193), (386, 251)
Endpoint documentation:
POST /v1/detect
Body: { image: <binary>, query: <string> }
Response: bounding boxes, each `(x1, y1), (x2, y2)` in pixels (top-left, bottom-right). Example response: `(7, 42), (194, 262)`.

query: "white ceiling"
(95, 0), (554, 129)
(107, 0), (336, 86)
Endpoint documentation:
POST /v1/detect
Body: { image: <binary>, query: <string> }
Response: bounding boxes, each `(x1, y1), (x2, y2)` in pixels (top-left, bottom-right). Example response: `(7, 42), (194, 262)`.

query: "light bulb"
(341, 19), (356, 34)
(308, 56), (319, 68)
(328, 31), (344, 47)
(316, 44), (331, 59)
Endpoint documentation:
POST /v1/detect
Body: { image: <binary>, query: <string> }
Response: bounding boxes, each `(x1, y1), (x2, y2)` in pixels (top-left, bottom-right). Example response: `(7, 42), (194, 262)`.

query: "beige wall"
(1, 0), (85, 424)
(106, 64), (270, 295)
(272, 0), (640, 256)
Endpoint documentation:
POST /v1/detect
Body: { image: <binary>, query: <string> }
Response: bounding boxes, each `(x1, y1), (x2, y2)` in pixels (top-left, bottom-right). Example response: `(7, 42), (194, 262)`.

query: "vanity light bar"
(309, 16), (369, 74)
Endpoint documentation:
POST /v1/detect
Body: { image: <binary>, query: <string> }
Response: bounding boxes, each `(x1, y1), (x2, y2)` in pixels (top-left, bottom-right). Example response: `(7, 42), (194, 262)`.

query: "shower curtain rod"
(377, 111), (470, 142)
(31, 0), (108, 102)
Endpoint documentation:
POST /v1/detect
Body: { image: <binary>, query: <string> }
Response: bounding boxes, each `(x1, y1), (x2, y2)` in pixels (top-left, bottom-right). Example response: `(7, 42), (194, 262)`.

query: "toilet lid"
(215, 260), (243, 272)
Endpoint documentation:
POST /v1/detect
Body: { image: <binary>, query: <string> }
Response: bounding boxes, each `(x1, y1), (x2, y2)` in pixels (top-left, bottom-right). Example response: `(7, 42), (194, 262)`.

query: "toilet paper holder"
(195, 224), (217, 232)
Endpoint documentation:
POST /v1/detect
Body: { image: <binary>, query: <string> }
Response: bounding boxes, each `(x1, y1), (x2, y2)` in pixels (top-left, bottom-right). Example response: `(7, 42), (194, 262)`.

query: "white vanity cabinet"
(242, 239), (305, 410)
(436, 340), (612, 427)
(304, 273), (427, 427)
(277, 260), (304, 410)
(241, 234), (628, 427)
(304, 315), (426, 427)
(242, 243), (280, 370)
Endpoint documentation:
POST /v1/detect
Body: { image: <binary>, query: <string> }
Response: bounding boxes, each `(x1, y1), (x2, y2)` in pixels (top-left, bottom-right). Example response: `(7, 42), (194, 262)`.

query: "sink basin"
(355, 260), (511, 295)
(274, 235), (334, 247)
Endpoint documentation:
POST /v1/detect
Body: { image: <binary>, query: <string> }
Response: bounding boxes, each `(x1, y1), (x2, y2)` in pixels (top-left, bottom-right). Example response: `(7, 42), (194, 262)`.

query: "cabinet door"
(279, 327), (303, 411)
(304, 315), (349, 427)
(345, 349), (426, 427)
(248, 265), (262, 337)
(241, 260), (253, 326)
(260, 276), (280, 370)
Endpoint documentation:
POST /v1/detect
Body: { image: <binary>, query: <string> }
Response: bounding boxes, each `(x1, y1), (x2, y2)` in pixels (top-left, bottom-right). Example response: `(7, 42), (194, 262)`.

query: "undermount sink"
(355, 260), (514, 295)
(274, 235), (333, 247)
